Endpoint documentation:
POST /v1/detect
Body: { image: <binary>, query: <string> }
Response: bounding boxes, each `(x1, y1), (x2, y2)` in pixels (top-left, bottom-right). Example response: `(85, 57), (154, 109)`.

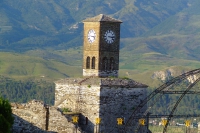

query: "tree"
(0, 97), (14, 133)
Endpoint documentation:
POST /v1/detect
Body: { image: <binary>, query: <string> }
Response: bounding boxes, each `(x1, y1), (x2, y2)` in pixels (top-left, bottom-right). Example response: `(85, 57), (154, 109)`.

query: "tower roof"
(83, 14), (122, 23)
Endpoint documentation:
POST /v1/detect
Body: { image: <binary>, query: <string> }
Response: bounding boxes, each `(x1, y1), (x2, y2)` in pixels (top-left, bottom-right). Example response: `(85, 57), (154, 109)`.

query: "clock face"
(88, 29), (96, 43)
(104, 30), (115, 44)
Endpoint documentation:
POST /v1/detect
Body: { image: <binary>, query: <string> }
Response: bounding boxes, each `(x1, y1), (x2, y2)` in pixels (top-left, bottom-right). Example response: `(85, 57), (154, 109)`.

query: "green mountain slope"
(0, 0), (200, 87)
(0, 52), (82, 80)
(118, 0), (200, 73)
(118, 1), (200, 84)
(0, 0), (190, 51)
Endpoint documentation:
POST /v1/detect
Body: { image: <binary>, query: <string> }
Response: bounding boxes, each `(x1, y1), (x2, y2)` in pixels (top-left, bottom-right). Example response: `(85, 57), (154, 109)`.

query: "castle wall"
(11, 77), (148, 133)
(12, 100), (47, 132)
(48, 106), (75, 132)
(12, 100), (81, 133)
(55, 78), (148, 133)
(55, 80), (101, 132)
(55, 82), (80, 110)
(99, 86), (147, 133)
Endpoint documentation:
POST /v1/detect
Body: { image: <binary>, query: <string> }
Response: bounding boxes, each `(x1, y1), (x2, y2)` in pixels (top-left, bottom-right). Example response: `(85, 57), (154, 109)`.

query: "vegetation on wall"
(0, 97), (14, 133)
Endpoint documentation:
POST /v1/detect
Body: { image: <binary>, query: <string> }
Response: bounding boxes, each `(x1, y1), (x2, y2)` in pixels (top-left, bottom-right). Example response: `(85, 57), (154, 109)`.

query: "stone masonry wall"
(55, 80), (101, 132)
(83, 69), (118, 77)
(12, 100), (81, 133)
(12, 100), (47, 132)
(99, 86), (147, 133)
(11, 77), (148, 133)
(48, 106), (77, 132)
(55, 77), (148, 133)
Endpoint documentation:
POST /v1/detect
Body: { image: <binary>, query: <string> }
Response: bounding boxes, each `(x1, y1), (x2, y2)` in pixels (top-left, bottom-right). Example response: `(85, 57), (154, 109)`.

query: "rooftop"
(83, 14), (122, 23)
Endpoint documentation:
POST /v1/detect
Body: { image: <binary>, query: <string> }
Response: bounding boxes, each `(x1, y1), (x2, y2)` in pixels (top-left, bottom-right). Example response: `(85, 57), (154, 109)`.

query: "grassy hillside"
(0, 52), (82, 81)
(0, 47), (199, 88)
(1, 0), (200, 88)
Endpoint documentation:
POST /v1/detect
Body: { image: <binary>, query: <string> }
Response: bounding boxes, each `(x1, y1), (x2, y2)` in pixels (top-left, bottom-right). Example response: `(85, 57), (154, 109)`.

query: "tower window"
(102, 57), (108, 70)
(92, 57), (95, 69)
(86, 57), (90, 69)
(110, 57), (115, 70)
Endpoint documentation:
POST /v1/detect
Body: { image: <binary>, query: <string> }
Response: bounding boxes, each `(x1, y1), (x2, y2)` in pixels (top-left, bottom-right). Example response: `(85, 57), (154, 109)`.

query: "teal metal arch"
(124, 68), (200, 133)
(163, 77), (200, 133)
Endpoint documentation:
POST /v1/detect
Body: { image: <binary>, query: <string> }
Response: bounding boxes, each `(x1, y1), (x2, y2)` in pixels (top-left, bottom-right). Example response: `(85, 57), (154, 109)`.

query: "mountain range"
(1, 0), (200, 86)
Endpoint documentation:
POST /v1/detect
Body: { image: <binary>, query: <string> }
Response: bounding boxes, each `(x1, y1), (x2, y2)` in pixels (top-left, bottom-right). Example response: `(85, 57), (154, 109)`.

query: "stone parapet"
(12, 100), (47, 132)
(55, 77), (148, 88)
(48, 107), (79, 133)
(12, 100), (81, 133)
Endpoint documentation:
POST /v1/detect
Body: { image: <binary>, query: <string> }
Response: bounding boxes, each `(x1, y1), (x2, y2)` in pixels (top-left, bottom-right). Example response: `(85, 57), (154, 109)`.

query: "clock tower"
(55, 14), (148, 133)
(82, 14), (122, 77)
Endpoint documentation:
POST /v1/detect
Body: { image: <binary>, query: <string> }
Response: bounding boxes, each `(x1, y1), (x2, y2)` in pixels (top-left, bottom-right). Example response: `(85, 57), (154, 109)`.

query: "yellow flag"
(72, 116), (79, 123)
(117, 118), (123, 125)
(185, 120), (191, 127)
(139, 118), (145, 126)
(95, 118), (101, 124)
(161, 119), (167, 126)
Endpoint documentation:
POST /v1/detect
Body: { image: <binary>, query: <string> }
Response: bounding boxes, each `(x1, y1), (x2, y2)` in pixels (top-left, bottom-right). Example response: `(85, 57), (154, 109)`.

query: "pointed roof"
(83, 14), (122, 23)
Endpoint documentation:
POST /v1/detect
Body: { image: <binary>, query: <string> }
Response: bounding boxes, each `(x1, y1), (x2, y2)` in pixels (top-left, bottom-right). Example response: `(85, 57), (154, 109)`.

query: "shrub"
(0, 97), (14, 133)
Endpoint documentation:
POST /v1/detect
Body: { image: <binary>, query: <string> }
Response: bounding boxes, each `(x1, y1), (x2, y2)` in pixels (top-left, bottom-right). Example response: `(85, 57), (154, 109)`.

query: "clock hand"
(90, 36), (95, 38)
(108, 36), (115, 38)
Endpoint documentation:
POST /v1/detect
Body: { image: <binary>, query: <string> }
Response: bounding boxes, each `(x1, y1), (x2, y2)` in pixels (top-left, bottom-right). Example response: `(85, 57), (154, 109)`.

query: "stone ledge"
(55, 77), (148, 88)
(63, 112), (80, 115)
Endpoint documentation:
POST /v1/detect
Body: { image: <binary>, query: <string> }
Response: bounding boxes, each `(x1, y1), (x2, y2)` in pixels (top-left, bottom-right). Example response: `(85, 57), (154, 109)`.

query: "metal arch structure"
(163, 76), (200, 133)
(124, 68), (200, 132)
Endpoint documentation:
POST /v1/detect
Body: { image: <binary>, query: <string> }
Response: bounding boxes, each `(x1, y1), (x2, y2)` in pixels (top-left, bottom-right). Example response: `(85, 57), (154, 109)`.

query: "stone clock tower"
(54, 14), (148, 133)
(82, 14), (122, 77)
